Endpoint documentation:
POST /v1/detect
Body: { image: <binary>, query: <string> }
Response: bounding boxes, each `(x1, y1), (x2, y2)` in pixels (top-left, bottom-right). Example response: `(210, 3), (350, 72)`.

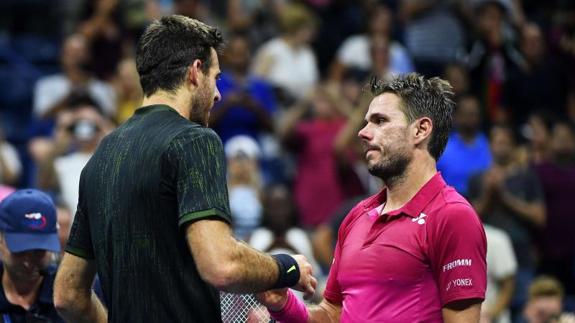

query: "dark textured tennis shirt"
(66, 105), (231, 322)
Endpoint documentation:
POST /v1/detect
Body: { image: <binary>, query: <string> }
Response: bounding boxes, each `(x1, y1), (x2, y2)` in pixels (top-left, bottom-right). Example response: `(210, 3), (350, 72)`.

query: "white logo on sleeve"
(446, 278), (473, 291)
(442, 259), (472, 272)
(412, 213), (427, 225)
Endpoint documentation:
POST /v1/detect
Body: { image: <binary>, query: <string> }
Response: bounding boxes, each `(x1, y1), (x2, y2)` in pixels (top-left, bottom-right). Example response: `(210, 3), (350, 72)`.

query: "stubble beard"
(189, 86), (212, 127)
(367, 149), (412, 189)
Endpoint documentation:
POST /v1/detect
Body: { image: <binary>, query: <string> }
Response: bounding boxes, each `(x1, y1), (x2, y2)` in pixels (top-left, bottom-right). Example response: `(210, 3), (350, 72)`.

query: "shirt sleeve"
(323, 238), (343, 305)
(65, 172), (95, 259)
(427, 202), (487, 306)
(167, 128), (232, 227)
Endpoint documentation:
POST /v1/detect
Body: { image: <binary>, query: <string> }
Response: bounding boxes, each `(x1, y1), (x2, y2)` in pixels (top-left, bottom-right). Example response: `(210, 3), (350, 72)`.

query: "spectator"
(400, 0), (467, 77)
(248, 183), (321, 285)
(225, 135), (263, 241)
(252, 3), (319, 105)
(503, 23), (569, 128)
(226, 0), (283, 47)
(113, 58), (143, 124)
(0, 189), (63, 322)
(210, 34), (277, 144)
(520, 111), (556, 165)
(32, 34), (117, 119)
(330, 3), (414, 81)
(469, 124), (545, 317)
(77, 0), (127, 81)
(534, 122), (575, 295)
(481, 224), (517, 323)
(55, 102), (113, 216)
(438, 95), (492, 196)
(36, 97), (114, 216)
(466, 0), (523, 125)
(277, 84), (355, 228)
(443, 62), (471, 99)
(520, 276), (574, 323)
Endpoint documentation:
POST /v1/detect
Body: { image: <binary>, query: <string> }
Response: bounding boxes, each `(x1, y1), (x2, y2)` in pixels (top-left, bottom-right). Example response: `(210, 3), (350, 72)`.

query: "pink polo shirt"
(323, 173), (487, 322)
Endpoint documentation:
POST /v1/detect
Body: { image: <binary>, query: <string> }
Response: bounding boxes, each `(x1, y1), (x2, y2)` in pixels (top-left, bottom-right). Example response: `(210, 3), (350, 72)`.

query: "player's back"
(76, 105), (223, 322)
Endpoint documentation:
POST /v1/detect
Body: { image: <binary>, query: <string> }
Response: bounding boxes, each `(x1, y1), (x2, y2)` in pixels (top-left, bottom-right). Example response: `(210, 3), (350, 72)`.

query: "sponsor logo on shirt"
(446, 278), (473, 291)
(442, 258), (472, 272)
(411, 213), (427, 225)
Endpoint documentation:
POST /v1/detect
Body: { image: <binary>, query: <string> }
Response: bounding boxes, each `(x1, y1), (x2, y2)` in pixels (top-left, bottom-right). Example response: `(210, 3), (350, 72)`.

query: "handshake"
(257, 254), (317, 315)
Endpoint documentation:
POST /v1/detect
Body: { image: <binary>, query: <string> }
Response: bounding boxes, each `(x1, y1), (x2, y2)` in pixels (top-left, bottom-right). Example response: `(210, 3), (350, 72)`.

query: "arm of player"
(54, 253), (107, 323)
(186, 218), (316, 297)
(442, 299), (482, 323)
(257, 288), (342, 323)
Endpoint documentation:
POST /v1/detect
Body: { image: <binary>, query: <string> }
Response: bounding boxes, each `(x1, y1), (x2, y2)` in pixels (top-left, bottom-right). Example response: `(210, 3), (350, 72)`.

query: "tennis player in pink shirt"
(257, 73), (487, 322)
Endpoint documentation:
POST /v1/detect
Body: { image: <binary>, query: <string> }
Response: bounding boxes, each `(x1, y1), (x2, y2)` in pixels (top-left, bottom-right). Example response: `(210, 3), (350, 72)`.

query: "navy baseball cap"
(0, 189), (60, 253)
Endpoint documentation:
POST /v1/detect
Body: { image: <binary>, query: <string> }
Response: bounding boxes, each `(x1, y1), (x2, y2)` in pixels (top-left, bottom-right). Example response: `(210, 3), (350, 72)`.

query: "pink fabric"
(323, 173), (487, 322)
(0, 185), (15, 202)
(268, 290), (309, 323)
(293, 119), (347, 227)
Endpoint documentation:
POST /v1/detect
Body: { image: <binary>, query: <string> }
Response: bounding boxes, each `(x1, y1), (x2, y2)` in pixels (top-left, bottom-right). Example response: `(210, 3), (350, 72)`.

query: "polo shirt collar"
(363, 172), (446, 218)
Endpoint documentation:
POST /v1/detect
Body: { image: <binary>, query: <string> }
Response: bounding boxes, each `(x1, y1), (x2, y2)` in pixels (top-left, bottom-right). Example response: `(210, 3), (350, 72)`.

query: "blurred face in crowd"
(371, 36), (391, 75)
(550, 123), (575, 163)
(224, 37), (251, 75)
(191, 48), (222, 126)
(444, 64), (469, 96)
(455, 97), (481, 137)
(70, 105), (108, 151)
(293, 23), (316, 45)
(490, 126), (515, 165)
(312, 88), (337, 119)
(0, 235), (50, 282)
(521, 24), (545, 64)
(61, 35), (90, 72)
(368, 5), (392, 36)
(358, 93), (413, 182)
(263, 185), (294, 233)
(477, 3), (505, 44)
(524, 296), (563, 323)
(527, 114), (550, 147)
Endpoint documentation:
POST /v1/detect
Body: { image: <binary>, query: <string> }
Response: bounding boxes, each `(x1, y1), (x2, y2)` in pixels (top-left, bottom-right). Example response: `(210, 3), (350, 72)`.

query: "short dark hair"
(369, 73), (455, 160)
(136, 15), (224, 97)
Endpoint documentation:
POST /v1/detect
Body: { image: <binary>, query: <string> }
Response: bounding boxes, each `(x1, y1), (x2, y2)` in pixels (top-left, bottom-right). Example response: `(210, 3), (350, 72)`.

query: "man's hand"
(291, 254), (317, 300)
(256, 288), (290, 312)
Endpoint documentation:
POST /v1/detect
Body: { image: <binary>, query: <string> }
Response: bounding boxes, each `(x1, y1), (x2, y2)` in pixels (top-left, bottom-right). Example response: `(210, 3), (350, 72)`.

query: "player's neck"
(142, 90), (191, 120)
(383, 156), (436, 213)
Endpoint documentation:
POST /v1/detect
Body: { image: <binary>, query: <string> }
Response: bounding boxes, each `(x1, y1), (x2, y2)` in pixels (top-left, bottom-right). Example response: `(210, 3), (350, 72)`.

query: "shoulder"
(432, 187), (481, 226)
(171, 126), (222, 146)
(338, 194), (377, 234)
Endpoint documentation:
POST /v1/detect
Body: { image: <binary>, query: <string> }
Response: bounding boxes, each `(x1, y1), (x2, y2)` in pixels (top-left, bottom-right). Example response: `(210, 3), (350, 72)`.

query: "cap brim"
(4, 232), (61, 253)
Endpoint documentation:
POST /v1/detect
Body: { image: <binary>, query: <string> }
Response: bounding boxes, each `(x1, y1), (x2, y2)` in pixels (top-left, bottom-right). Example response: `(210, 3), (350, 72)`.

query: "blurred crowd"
(1, 0), (575, 322)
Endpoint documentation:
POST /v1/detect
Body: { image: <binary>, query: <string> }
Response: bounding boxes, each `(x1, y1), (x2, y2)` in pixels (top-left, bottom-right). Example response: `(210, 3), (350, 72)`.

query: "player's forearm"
(213, 239), (279, 293)
(56, 291), (107, 323)
(308, 302), (341, 323)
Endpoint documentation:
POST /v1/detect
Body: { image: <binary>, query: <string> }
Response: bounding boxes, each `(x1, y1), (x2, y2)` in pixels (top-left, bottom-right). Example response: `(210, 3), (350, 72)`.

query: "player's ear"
(188, 59), (203, 87)
(413, 117), (433, 146)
